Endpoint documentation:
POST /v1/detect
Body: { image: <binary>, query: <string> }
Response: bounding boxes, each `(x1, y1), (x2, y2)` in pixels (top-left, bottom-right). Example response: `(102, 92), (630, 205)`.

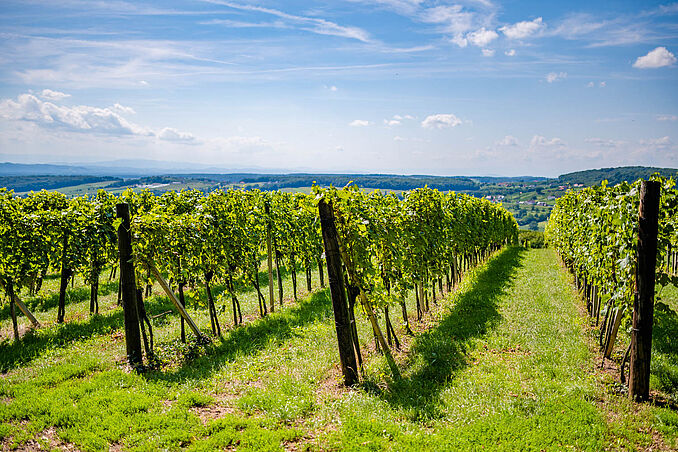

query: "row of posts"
(116, 179), (662, 401)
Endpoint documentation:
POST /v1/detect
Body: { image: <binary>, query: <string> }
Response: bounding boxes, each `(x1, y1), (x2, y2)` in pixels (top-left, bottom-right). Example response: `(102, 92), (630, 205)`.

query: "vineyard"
(546, 177), (678, 400)
(1, 182), (677, 450)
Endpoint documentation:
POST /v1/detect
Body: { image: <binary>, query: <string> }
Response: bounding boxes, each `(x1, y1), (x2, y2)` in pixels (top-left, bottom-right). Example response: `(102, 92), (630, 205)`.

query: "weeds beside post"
(629, 180), (660, 402)
(318, 199), (359, 386)
(116, 203), (143, 370)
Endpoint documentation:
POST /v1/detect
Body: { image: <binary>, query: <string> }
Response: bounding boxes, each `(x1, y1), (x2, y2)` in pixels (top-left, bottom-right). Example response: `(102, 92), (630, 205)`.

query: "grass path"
(1, 248), (677, 450)
(317, 248), (678, 450)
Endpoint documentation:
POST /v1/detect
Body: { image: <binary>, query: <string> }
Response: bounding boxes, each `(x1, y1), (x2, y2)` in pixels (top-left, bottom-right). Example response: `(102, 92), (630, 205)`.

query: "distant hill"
(225, 173), (480, 191)
(557, 166), (678, 186)
(0, 175), (120, 192)
(0, 162), (93, 176)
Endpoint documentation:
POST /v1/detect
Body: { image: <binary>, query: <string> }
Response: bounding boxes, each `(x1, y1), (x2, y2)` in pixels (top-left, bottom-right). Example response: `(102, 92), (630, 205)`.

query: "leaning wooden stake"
(13, 294), (40, 328)
(116, 203), (144, 370)
(318, 199), (359, 386)
(629, 180), (660, 402)
(604, 306), (624, 359)
(333, 220), (401, 380)
(149, 264), (208, 343)
(0, 281), (40, 328)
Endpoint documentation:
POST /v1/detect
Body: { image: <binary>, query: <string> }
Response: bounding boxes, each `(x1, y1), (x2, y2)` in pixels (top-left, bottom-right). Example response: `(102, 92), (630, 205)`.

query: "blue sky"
(0, 0), (676, 176)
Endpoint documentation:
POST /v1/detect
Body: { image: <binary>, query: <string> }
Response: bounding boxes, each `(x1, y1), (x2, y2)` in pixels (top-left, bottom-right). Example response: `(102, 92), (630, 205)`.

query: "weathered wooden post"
(57, 230), (70, 324)
(629, 180), (660, 402)
(318, 199), (359, 386)
(116, 203), (143, 370)
(265, 201), (275, 313)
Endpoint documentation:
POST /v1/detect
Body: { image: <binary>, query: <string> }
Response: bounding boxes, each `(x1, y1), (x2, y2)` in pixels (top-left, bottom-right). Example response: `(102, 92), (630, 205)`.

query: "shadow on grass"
(0, 310), (124, 373)
(0, 294), (181, 373)
(652, 301), (678, 395)
(0, 281), (119, 323)
(369, 246), (524, 419)
(144, 289), (333, 384)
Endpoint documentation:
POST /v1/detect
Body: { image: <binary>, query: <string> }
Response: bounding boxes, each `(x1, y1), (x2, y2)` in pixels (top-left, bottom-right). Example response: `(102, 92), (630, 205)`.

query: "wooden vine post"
(116, 203), (144, 370)
(265, 202), (275, 313)
(318, 199), (359, 386)
(629, 180), (660, 402)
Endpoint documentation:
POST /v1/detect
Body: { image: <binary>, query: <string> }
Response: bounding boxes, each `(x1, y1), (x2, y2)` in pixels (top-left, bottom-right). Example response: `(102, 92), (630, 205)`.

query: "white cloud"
(329, 85), (338, 91)
(385, 114), (414, 126)
(499, 17), (544, 39)
(546, 72), (567, 83)
(346, 0), (425, 16)
(157, 127), (197, 143)
(633, 47), (676, 68)
(467, 27), (498, 47)
(421, 5), (474, 36)
(210, 136), (272, 153)
(656, 114), (678, 121)
(0, 93), (151, 136)
(451, 34), (468, 47)
(505, 49), (516, 56)
(39, 89), (71, 101)
(640, 136), (673, 147)
(547, 13), (652, 47)
(585, 138), (625, 148)
(349, 119), (370, 127)
(0, 93), (201, 145)
(421, 113), (462, 129)
(496, 135), (518, 146)
(112, 103), (136, 115)
(530, 135), (565, 148)
(481, 48), (495, 57)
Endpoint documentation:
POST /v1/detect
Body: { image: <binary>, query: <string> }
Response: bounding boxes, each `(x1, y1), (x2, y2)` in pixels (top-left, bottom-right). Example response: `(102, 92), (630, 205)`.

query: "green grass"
(651, 283), (678, 401)
(1, 249), (676, 450)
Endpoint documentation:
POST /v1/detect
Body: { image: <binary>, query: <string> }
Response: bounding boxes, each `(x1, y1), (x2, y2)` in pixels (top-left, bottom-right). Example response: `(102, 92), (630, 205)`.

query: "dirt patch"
(1, 426), (78, 452)
(314, 367), (352, 403)
(0, 323), (38, 342)
(191, 402), (236, 422)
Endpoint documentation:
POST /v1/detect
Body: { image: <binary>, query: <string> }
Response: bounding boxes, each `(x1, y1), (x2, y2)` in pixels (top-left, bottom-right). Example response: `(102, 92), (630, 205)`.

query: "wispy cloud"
(39, 89), (71, 101)
(585, 138), (626, 148)
(546, 12), (671, 47)
(202, 1), (371, 42)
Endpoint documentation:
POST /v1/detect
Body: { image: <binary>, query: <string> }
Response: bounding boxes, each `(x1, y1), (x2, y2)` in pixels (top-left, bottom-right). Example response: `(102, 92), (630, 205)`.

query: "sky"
(0, 0), (677, 177)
